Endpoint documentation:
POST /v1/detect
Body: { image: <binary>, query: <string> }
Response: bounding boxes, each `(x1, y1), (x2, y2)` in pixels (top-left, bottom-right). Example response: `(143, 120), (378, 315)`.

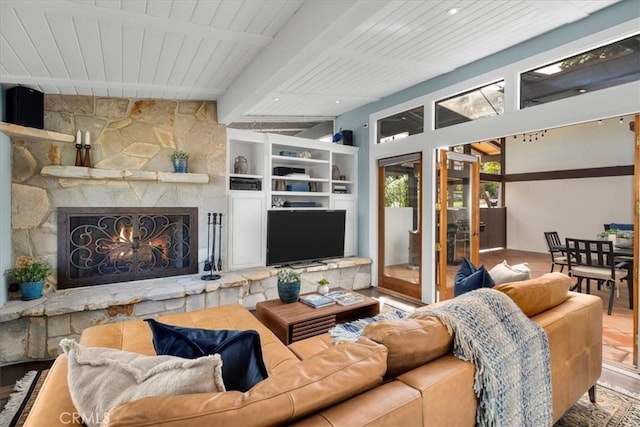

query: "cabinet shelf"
(272, 176), (328, 182)
(331, 180), (354, 185)
(268, 207), (328, 211)
(230, 173), (263, 179)
(271, 191), (330, 197)
(272, 155), (329, 165)
(0, 121), (75, 143)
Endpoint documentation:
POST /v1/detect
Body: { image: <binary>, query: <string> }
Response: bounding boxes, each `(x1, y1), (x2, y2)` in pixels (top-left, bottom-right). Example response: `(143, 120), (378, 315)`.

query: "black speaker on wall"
(6, 86), (44, 129)
(342, 129), (353, 146)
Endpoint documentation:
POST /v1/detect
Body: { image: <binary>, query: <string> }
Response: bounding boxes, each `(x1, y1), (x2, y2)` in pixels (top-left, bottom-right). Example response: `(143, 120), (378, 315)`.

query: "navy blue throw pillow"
(454, 258), (495, 297)
(145, 319), (268, 392)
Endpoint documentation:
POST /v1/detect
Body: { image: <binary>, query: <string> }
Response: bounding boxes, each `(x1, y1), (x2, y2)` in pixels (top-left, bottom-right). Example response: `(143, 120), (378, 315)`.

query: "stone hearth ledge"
(0, 257), (372, 323)
(41, 165), (209, 183)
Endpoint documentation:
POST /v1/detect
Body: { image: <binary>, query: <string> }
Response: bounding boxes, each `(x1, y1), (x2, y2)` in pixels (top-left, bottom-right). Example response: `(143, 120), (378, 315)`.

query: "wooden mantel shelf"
(41, 166), (210, 184)
(0, 121), (75, 143)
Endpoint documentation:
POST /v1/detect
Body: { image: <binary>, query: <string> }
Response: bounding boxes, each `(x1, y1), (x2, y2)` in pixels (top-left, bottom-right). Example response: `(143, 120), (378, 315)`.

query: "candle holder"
(83, 144), (92, 168)
(75, 144), (84, 167)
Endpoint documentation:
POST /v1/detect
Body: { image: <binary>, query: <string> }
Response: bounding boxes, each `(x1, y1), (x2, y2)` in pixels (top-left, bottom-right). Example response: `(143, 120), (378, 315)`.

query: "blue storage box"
(279, 150), (297, 157)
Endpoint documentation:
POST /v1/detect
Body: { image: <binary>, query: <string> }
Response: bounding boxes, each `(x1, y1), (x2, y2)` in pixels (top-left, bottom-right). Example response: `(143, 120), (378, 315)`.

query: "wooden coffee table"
(255, 288), (379, 344)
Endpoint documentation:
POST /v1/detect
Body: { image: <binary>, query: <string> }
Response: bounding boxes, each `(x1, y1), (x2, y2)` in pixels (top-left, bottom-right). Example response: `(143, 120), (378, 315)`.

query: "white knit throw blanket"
(411, 288), (552, 427)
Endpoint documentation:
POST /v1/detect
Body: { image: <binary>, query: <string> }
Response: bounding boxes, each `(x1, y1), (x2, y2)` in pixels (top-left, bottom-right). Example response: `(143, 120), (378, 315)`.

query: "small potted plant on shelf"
(277, 268), (301, 303)
(317, 278), (330, 295)
(169, 150), (190, 173)
(6, 256), (54, 301)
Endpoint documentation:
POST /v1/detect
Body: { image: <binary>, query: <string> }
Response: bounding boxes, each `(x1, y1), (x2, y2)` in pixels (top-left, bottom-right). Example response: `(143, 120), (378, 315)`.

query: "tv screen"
(266, 210), (346, 266)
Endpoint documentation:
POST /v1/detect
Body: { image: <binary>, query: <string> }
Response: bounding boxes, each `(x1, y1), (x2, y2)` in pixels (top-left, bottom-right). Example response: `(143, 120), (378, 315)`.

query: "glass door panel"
(437, 150), (480, 301)
(378, 154), (422, 299)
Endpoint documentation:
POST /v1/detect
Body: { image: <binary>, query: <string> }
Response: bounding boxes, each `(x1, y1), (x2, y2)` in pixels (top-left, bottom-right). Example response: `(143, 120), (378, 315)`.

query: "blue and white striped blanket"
(411, 288), (552, 427)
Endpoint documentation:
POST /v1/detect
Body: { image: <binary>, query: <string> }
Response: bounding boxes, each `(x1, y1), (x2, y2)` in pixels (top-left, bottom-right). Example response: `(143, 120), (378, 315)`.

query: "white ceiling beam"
(1, 0), (272, 46)
(217, 0), (385, 124)
(527, 1), (589, 24)
(0, 74), (224, 98)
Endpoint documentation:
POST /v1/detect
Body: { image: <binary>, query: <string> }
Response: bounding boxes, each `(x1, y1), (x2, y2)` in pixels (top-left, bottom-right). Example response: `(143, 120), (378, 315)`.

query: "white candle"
(76, 130), (81, 144)
(85, 131), (91, 146)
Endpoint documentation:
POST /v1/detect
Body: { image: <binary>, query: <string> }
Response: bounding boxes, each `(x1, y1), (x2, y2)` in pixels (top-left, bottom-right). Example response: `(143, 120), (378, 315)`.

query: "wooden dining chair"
(544, 231), (569, 273)
(565, 238), (628, 315)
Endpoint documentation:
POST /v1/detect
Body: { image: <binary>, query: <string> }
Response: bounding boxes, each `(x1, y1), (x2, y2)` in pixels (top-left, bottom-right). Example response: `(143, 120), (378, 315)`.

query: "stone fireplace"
(57, 207), (198, 288)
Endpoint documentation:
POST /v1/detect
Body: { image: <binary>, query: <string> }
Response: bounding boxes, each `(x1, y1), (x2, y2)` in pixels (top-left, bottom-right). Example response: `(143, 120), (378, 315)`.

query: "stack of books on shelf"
(333, 185), (348, 194)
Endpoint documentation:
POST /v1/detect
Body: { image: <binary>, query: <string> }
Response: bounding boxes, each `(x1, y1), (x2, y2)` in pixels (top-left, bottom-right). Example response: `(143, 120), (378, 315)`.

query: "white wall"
(506, 116), (635, 253)
(384, 207), (412, 265)
(0, 89), (10, 306)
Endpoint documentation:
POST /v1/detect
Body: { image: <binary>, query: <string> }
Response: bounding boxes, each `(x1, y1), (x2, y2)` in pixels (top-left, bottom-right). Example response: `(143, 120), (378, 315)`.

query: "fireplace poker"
(211, 213), (218, 272)
(203, 213), (212, 272)
(217, 213), (223, 272)
(201, 212), (220, 281)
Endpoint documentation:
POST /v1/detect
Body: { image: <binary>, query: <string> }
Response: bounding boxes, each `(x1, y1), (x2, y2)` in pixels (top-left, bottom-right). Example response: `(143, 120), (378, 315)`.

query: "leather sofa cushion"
(362, 317), (452, 378)
(106, 337), (388, 426)
(494, 272), (571, 317)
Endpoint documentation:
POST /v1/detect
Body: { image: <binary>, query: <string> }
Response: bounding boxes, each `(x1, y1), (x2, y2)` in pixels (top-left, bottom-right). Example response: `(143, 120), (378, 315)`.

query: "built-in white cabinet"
(227, 191), (266, 269)
(226, 129), (358, 269)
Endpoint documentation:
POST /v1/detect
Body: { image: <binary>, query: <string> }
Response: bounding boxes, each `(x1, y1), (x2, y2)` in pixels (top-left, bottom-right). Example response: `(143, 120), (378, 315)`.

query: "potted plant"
(170, 150), (190, 173)
(6, 256), (54, 300)
(277, 268), (301, 303)
(597, 229), (622, 243)
(317, 278), (330, 295)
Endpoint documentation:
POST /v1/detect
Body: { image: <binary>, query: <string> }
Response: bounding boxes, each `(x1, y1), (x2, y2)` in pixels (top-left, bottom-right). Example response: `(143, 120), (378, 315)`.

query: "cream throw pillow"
(60, 339), (225, 427)
(488, 260), (531, 285)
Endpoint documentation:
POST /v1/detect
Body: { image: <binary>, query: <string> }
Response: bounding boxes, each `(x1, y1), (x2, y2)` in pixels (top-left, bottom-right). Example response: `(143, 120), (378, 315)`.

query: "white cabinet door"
(332, 196), (357, 256)
(228, 192), (265, 269)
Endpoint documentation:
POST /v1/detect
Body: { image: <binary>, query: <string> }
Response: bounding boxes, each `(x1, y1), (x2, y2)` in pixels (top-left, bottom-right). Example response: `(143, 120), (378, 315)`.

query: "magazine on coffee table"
(325, 290), (364, 306)
(299, 293), (337, 308)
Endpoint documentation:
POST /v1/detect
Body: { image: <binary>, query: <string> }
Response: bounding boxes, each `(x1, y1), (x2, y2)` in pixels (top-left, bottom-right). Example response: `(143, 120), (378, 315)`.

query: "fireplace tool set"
(202, 212), (223, 281)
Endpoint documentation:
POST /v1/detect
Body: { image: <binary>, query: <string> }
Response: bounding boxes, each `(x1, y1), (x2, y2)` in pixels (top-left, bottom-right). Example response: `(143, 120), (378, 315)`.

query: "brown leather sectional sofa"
(25, 272), (602, 426)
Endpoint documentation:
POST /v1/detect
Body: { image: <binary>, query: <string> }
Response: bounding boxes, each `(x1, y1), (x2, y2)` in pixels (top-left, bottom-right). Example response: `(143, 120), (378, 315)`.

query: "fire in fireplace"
(57, 207), (198, 288)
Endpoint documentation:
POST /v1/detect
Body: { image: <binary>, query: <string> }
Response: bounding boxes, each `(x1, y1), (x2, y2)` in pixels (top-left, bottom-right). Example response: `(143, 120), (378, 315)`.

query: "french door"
(377, 153), (422, 299)
(436, 150), (480, 301)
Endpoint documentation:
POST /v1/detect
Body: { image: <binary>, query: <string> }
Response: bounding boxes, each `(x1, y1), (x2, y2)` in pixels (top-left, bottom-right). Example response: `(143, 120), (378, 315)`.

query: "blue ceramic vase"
(277, 280), (300, 303)
(172, 158), (188, 173)
(20, 280), (45, 300)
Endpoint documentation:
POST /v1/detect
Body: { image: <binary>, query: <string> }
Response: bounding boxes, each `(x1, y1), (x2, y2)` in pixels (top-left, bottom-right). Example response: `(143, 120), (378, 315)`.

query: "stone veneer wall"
(11, 96), (227, 291)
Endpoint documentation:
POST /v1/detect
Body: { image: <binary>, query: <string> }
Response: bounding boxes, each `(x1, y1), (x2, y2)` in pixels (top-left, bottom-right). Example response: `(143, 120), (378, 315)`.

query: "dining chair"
(544, 232), (569, 273)
(565, 238), (628, 315)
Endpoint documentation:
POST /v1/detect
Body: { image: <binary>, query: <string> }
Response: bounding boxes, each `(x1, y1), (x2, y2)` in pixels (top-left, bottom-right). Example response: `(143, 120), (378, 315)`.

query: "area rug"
(0, 370), (49, 427)
(554, 382), (640, 426)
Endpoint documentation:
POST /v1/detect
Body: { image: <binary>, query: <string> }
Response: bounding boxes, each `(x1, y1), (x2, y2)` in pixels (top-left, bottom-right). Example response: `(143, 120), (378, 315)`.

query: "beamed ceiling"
(0, 0), (622, 124)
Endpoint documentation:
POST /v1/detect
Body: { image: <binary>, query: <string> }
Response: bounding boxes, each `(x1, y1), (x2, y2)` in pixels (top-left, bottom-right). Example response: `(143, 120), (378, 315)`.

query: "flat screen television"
(266, 210), (346, 266)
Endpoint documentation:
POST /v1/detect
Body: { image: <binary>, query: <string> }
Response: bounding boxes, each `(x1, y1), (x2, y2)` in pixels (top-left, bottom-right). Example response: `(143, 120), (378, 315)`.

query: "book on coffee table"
(325, 290), (364, 306)
(299, 293), (337, 308)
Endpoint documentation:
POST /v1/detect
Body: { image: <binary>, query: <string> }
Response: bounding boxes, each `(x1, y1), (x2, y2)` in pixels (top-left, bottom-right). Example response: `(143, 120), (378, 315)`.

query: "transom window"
(435, 81), (505, 129)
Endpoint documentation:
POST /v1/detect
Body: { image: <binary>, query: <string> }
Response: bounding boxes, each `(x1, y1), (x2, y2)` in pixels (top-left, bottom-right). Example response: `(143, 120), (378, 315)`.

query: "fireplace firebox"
(57, 207), (198, 288)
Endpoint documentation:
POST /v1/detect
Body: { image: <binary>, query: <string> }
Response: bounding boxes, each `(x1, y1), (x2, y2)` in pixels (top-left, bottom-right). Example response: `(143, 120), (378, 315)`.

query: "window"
(435, 81), (504, 129)
(520, 33), (640, 108)
(376, 106), (424, 144)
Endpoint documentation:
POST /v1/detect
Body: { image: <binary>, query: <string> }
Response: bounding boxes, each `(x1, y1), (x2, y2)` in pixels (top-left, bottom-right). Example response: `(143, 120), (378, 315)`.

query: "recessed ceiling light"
(273, 97), (279, 102)
(578, 88), (587, 93)
(335, 100), (340, 104)
(447, 8), (459, 16)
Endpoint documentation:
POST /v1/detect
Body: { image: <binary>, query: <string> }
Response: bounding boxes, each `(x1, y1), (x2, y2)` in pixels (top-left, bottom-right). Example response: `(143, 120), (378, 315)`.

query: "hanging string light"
(513, 129), (547, 143)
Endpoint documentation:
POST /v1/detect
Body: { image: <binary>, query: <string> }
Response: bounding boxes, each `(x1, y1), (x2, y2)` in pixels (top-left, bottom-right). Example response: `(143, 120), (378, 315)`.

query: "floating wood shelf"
(0, 121), (75, 143)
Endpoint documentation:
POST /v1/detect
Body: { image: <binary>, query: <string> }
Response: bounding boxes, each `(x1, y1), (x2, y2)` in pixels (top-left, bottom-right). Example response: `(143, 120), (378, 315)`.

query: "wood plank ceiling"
(0, 0), (621, 124)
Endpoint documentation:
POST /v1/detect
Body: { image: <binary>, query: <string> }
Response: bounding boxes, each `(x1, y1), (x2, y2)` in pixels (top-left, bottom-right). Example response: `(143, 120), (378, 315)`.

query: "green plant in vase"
(6, 256), (54, 300)
(277, 268), (301, 303)
(317, 278), (330, 295)
(170, 150), (190, 173)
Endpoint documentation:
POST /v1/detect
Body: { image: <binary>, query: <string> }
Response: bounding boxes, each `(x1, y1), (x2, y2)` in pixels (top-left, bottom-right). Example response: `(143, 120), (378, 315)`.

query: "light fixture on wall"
(513, 129), (547, 143)
(619, 117), (624, 124)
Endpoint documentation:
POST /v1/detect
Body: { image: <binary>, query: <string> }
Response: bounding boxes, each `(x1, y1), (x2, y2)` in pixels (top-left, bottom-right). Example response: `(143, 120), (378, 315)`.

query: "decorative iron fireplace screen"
(57, 207), (198, 288)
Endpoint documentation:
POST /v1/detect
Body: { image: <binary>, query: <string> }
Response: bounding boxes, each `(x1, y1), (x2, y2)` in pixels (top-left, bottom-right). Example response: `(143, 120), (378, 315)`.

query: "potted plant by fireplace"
(277, 268), (301, 303)
(6, 256), (54, 301)
(169, 150), (190, 173)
